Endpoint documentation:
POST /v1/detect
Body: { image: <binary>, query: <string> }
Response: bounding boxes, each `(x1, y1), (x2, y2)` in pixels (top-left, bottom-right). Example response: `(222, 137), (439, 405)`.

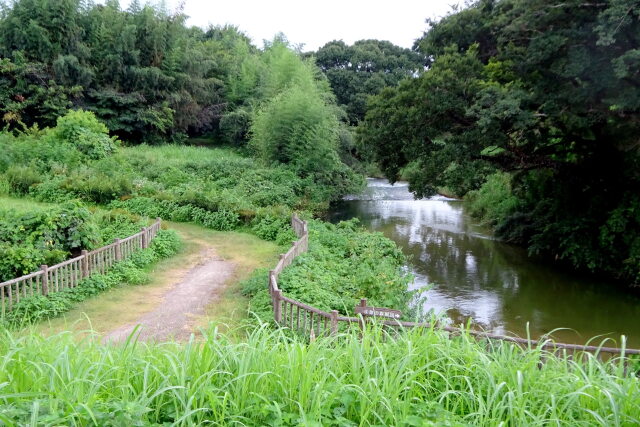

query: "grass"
(0, 196), (52, 214)
(0, 324), (638, 425)
(37, 221), (281, 336)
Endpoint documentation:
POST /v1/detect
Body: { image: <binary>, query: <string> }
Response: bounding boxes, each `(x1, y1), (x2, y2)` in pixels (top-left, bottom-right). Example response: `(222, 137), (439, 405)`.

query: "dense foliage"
(3, 229), (180, 326)
(0, 1), (362, 199)
(0, 110), (356, 237)
(243, 219), (414, 321)
(0, 0), (225, 143)
(0, 325), (638, 425)
(0, 200), (149, 282)
(313, 40), (426, 125)
(248, 42), (363, 198)
(359, 0), (640, 284)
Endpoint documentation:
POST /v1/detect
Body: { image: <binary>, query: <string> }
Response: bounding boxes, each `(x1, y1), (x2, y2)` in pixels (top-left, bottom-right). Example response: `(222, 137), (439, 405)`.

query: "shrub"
(0, 201), (101, 281)
(251, 213), (295, 244)
(219, 108), (251, 145)
(244, 219), (413, 322)
(4, 164), (42, 194)
(51, 110), (118, 159)
(149, 229), (181, 258)
(466, 171), (520, 226)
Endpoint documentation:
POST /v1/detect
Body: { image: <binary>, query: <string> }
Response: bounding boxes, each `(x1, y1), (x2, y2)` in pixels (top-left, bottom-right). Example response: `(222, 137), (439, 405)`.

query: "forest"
(0, 0), (639, 425)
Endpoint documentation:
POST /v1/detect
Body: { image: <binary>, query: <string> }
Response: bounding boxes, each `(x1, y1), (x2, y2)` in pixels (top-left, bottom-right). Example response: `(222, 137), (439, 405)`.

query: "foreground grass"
(37, 222), (280, 336)
(0, 325), (638, 426)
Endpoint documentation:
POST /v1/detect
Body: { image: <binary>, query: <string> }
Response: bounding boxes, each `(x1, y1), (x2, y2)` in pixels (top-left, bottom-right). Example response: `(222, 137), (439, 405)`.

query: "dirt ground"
(103, 246), (235, 342)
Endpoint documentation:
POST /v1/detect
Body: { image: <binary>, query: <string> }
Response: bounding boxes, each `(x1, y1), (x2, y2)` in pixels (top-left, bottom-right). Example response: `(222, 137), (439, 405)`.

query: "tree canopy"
(313, 39), (426, 124)
(0, 0), (234, 143)
(358, 0), (640, 284)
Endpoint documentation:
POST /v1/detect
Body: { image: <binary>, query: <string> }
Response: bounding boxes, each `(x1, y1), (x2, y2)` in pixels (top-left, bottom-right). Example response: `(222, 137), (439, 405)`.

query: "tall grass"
(0, 325), (637, 425)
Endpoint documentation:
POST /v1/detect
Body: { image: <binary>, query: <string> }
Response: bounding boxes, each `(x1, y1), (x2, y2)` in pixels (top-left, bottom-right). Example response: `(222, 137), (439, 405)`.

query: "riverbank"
(330, 178), (640, 348)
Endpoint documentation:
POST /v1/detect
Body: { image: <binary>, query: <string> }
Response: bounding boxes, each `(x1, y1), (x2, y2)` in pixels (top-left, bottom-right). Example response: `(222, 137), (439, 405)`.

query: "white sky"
(115, 0), (461, 51)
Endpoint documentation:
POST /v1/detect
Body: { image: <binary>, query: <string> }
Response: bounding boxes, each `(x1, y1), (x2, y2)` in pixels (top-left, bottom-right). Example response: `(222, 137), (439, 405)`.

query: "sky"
(116, 0), (461, 51)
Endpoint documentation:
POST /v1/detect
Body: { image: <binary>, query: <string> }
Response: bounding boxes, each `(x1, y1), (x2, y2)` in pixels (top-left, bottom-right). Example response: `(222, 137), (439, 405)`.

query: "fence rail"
(0, 218), (162, 317)
(270, 215), (640, 358)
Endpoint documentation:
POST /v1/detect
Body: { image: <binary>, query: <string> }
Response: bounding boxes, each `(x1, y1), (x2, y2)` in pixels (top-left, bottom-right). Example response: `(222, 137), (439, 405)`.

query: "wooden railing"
(0, 218), (162, 317)
(270, 215), (640, 358)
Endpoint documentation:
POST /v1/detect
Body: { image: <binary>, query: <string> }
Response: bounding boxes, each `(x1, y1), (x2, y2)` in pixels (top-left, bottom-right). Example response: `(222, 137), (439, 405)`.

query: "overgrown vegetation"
(0, 1), (363, 200)
(0, 110), (357, 235)
(313, 39), (426, 125)
(465, 172), (519, 227)
(2, 229), (180, 327)
(0, 200), (149, 282)
(243, 219), (414, 322)
(0, 325), (638, 425)
(358, 0), (640, 285)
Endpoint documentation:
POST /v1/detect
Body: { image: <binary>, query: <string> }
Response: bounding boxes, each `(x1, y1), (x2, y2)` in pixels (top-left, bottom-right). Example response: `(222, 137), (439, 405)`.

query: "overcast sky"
(115, 0), (461, 51)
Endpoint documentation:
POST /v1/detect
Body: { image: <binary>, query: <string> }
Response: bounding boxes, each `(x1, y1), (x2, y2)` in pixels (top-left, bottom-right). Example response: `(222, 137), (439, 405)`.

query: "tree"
(249, 40), (363, 200)
(359, 0), (640, 284)
(0, 0), (226, 142)
(313, 39), (426, 124)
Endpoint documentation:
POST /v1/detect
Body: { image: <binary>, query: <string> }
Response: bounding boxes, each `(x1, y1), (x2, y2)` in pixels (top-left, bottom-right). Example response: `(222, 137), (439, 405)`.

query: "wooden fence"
(0, 218), (162, 317)
(270, 215), (640, 358)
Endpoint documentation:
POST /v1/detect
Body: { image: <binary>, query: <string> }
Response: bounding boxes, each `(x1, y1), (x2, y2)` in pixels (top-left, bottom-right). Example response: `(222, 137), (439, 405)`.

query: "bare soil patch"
(104, 246), (235, 342)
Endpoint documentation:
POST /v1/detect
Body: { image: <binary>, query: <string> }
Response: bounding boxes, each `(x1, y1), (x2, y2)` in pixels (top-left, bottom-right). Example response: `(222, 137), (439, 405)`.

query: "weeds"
(0, 324), (637, 425)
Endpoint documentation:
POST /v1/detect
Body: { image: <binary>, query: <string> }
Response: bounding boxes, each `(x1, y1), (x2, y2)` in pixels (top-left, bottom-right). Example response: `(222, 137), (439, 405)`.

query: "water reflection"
(331, 179), (640, 347)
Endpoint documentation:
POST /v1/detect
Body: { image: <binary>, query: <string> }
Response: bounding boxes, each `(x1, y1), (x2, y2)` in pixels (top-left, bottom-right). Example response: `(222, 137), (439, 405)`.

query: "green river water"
(330, 178), (640, 348)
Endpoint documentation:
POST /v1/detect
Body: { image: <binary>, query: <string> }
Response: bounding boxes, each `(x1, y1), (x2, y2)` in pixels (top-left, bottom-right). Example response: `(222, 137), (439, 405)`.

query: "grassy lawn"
(0, 195), (54, 213)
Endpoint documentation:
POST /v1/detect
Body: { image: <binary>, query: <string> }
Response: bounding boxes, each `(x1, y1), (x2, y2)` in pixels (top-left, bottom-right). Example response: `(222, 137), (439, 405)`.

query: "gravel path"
(104, 247), (235, 343)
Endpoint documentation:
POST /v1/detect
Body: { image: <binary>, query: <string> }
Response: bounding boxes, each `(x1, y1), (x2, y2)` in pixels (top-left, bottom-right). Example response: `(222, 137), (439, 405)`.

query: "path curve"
(104, 246), (235, 342)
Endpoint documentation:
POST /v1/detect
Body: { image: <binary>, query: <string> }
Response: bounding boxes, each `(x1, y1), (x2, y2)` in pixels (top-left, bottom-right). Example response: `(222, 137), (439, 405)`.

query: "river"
(330, 178), (640, 348)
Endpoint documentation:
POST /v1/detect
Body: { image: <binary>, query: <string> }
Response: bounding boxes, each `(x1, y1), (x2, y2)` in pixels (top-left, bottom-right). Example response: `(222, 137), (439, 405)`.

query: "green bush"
(149, 229), (181, 258)
(250, 85), (363, 200)
(251, 213), (296, 244)
(244, 219), (413, 322)
(465, 172), (520, 226)
(4, 164), (42, 194)
(0, 201), (102, 281)
(219, 108), (251, 145)
(51, 110), (118, 159)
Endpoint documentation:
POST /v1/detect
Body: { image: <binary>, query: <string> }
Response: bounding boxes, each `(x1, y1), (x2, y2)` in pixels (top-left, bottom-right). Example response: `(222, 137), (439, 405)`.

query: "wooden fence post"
(41, 265), (48, 296)
(141, 227), (148, 249)
(358, 298), (367, 333)
(269, 270), (276, 295)
(274, 289), (283, 323)
(81, 250), (89, 278)
(114, 239), (122, 261)
(331, 310), (338, 336)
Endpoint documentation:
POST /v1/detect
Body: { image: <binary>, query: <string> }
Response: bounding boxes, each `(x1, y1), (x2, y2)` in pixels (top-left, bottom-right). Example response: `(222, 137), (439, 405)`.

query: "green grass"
(0, 196), (53, 214)
(0, 325), (638, 425)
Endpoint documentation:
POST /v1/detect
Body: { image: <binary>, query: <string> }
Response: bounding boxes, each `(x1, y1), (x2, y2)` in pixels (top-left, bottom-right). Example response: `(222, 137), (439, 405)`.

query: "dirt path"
(104, 246), (235, 343)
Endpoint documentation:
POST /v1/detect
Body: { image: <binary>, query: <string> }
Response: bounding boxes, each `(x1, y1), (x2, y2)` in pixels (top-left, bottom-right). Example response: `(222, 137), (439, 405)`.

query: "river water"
(330, 178), (640, 348)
